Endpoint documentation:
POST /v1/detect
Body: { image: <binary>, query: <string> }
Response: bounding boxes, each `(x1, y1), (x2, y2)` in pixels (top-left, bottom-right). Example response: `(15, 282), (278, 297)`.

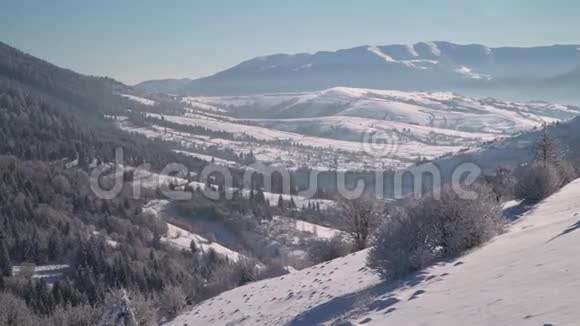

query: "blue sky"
(1, 0), (579, 84)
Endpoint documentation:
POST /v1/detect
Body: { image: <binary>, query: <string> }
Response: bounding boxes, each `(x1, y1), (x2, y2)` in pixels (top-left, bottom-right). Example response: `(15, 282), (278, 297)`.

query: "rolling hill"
(119, 87), (580, 170)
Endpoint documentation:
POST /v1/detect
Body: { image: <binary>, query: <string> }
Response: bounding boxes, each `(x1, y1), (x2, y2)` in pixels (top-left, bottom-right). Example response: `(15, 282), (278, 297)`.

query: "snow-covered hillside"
(185, 87), (580, 128)
(118, 87), (580, 170)
(168, 179), (580, 326)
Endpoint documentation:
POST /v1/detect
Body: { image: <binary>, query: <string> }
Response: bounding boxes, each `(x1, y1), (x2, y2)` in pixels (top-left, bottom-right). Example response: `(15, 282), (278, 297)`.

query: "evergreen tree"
(190, 240), (198, 254)
(534, 123), (561, 167)
(0, 232), (12, 277)
(255, 189), (266, 204)
(290, 197), (297, 209)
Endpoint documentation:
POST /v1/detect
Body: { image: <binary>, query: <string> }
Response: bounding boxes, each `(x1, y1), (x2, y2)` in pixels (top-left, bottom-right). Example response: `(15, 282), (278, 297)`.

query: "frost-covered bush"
(0, 293), (41, 326)
(202, 257), (262, 298)
(515, 162), (563, 204)
(430, 184), (504, 257)
(307, 236), (350, 265)
(159, 286), (186, 319)
(367, 207), (437, 280)
(555, 159), (577, 185)
(368, 184), (504, 280)
(516, 123), (577, 203)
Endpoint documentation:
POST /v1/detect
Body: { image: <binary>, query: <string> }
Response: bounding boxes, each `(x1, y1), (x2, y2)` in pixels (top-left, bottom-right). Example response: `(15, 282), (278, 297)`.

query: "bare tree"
(484, 166), (515, 202)
(159, 286), (186, 319)
(534, 123), (561, 167)
(336, 194), (383, 251)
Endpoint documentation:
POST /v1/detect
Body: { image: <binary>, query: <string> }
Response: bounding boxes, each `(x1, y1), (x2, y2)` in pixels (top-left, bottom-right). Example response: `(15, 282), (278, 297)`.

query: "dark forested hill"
(0, 41), (126, 115)
(0, 41), (205, 170)
(0, 41), (242, 325)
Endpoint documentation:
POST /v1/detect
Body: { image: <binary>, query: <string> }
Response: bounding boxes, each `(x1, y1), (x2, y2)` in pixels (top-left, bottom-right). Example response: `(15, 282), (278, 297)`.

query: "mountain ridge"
(136, 41), (580, 99)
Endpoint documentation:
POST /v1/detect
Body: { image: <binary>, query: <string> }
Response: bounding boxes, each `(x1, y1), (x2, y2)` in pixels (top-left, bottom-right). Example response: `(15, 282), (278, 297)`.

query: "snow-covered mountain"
(137, 42), (580, 98)
(168, 178), (580, 326)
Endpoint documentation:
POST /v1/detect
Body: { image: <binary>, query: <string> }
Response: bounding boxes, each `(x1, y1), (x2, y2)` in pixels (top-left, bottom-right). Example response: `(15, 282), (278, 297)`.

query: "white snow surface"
(425, 41), (442, 56)
(454, 66), (492, 80)
(406, 44), (419, 57)
(367, 46), (438, 69)
(168, 179), (580, 326)
(368, 46), (396, 63)
(120, 94), (156, 106)
(272, 216), (345, 240)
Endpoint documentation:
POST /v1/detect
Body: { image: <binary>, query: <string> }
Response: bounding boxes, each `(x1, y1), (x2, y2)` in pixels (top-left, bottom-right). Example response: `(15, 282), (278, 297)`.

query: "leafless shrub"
(202, 257), (262, 297)
(430, 184), (504, 257)
(484, 166), (516, 202)
(231, 257), (261, 286)
(555, 159), (577, 185)
(0, 292), (41, 326)
(368, 184), (504, 280)
(367, 207), (436, 280)
(48, 303), (103, 326)
(336, 194), (383, 251)
(515, 162), (563, 203)
(159, 286), (186, 319)
(516, 123), (577, 204)
(307, 236), (350, 265)
(127, 291), (157, 326)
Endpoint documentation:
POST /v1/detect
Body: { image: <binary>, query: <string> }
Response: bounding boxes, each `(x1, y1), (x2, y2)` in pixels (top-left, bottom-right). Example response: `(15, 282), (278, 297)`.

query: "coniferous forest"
(0, 41), (273, 325)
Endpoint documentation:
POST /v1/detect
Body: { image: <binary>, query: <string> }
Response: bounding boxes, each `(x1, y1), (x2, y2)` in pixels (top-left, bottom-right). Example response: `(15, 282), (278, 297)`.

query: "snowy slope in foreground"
(168, 179), (580, 326)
